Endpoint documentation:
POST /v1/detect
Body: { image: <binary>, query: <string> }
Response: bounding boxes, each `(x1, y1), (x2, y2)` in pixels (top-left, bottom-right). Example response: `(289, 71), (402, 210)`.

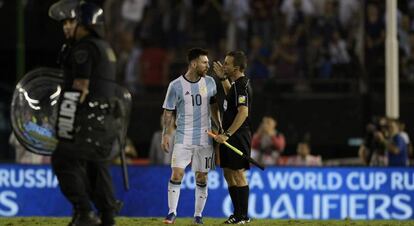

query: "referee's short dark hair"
(227, 51), (247, 72)
(187, 48), (208, 63)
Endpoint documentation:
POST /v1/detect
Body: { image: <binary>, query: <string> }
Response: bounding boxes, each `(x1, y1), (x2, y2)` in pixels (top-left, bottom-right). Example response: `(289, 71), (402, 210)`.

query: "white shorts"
(171, 144), (214, 172)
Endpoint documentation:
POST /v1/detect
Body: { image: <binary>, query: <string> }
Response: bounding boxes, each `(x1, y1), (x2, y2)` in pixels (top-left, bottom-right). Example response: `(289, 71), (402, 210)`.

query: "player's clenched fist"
(161, 134), (171, 153)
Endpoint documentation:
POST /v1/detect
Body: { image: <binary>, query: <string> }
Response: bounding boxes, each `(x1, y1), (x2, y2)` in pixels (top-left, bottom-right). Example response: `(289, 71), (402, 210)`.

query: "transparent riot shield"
(11, 68), (62, 155)
(10, 67), (132, 157)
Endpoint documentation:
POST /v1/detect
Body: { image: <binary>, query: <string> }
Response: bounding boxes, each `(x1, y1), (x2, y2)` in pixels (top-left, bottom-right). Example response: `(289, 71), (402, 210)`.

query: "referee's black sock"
(239, 185), (249, 218)
(228, 186), (240, 217)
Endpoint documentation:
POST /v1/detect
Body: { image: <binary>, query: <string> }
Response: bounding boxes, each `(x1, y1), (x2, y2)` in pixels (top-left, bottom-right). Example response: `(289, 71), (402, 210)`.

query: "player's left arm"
(161, 109), (175, 152)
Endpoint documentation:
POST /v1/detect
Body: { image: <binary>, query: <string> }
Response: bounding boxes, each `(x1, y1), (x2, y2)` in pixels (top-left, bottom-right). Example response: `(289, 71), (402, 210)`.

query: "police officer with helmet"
(49, 1), (119, 225)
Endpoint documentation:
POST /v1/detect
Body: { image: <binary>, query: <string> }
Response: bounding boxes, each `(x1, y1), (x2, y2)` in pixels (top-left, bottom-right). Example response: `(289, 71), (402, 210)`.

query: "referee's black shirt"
(222, 76), (252, 133)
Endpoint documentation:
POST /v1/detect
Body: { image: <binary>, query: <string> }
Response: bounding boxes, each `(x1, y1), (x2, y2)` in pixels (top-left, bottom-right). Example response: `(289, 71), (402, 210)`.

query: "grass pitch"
(1, 218), (414, 226)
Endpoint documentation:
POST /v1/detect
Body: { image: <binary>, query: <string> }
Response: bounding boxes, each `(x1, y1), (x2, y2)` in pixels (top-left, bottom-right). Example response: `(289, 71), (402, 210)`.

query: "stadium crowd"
(104, 0), (414, 94)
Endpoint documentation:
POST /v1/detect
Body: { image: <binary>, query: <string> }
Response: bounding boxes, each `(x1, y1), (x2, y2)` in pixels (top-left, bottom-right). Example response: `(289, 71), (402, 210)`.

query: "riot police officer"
(49, 1), (119, 225)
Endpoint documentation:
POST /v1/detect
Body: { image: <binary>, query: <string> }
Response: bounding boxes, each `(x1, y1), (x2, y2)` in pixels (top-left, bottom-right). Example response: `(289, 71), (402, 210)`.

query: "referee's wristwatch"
(223, 131), (232, 138)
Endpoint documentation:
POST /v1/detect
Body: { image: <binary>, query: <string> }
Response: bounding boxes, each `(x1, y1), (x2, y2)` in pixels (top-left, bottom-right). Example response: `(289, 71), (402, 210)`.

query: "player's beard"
(197, 68), (208, 77)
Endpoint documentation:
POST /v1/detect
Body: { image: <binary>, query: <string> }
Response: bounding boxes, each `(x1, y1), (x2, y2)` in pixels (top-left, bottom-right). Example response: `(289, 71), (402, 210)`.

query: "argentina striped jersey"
(162, 75), (217, 145)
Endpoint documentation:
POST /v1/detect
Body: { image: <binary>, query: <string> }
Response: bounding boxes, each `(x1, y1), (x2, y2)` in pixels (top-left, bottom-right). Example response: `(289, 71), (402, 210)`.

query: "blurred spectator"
(120, 0), (149, 32)
(162, 0), (191, 50)
(104, 0), (147, 59)
(138, 1), (165, 45)
(329, 31), (351, 78)
(197, 0), (225, 51)
(399, 121), (413, 159)
(223, 0), (250, 51)
(403, 45), (414, 80)
(310, 0), (344, 45)
(9, 133), (49, 164)
(281, 0), (315, 28)
(149, 115), (175, 165)
(365, 3), (385, 78)
(307, 35), (331, 78)
(270, 0), (286, 42)
(285, 0), (308, 77)
(104, 0), (128, 54)
(116, 29), (141, 91)
(409, 0), (414, 30)
(398, 15), (412, 58)
(339, 0), (361, 28)
(379, 119), (409, 166)
(285, 142), (322, 166)
(124, 38), (143, 94)
(139, 41), (170, 92)
(250, 0), (275, 48)
(358, 118), (387, 166)
(409, 31), (414, 54)
(251, 116), (286, 166)
(247, 36), (271, 80)
(271, 33), (300, 78)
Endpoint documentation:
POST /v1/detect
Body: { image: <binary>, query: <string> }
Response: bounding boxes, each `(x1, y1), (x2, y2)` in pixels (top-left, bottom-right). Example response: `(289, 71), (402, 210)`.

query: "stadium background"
(0, 0), (414, 220)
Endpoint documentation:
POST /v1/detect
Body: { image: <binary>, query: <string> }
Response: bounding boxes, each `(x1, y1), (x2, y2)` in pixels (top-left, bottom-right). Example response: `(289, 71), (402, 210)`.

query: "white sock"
(168, 180), (181, 215)
(194, 182), (208, 217)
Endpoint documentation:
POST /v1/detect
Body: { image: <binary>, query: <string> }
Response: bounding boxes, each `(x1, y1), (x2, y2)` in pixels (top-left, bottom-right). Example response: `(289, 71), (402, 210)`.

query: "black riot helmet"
(48, 0), (78, 21)
(49, 0), (105, 37)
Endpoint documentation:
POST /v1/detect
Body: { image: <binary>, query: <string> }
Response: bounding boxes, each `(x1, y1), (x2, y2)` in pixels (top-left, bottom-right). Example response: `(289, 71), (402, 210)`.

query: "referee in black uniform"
(213, 51), (252, 224)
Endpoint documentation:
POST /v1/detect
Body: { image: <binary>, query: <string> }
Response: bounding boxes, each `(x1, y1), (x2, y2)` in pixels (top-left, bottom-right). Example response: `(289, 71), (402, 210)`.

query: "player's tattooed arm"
(162, 110), (174, 135)
(161, 110), (174, 152)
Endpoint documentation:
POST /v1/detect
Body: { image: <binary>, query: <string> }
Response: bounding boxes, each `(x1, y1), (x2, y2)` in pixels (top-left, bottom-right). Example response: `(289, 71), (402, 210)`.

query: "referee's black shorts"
(219, 129), (251, 170)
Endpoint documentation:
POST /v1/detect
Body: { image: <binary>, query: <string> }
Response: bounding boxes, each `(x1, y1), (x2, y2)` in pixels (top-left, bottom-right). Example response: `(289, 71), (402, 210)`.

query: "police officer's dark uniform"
(49, 1), (119, 226)
(220, 76), (252, 170)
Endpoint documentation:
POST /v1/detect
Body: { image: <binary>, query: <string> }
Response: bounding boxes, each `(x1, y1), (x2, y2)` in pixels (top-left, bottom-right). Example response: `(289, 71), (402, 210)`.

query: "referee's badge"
(238, 95), (247, 104)
(223, 100), (227, 111)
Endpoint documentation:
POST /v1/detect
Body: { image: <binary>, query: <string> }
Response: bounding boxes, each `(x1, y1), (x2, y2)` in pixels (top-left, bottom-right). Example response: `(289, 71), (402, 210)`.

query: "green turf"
(2, 218), (414, 226)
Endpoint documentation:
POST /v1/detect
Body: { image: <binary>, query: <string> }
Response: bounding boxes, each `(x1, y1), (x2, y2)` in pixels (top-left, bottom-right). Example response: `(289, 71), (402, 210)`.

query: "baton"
(117, 101), (130, 191)
(207, 131), (265, 171)
(119, 139), (130, 191)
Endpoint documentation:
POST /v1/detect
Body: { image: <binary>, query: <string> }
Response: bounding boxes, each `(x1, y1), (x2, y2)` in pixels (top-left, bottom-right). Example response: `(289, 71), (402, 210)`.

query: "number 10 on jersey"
(191, 94), (202, 106)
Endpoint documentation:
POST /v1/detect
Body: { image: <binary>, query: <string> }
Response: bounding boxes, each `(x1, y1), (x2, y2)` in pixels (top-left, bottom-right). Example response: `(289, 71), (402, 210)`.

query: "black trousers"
(51, 149), (116, 214)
